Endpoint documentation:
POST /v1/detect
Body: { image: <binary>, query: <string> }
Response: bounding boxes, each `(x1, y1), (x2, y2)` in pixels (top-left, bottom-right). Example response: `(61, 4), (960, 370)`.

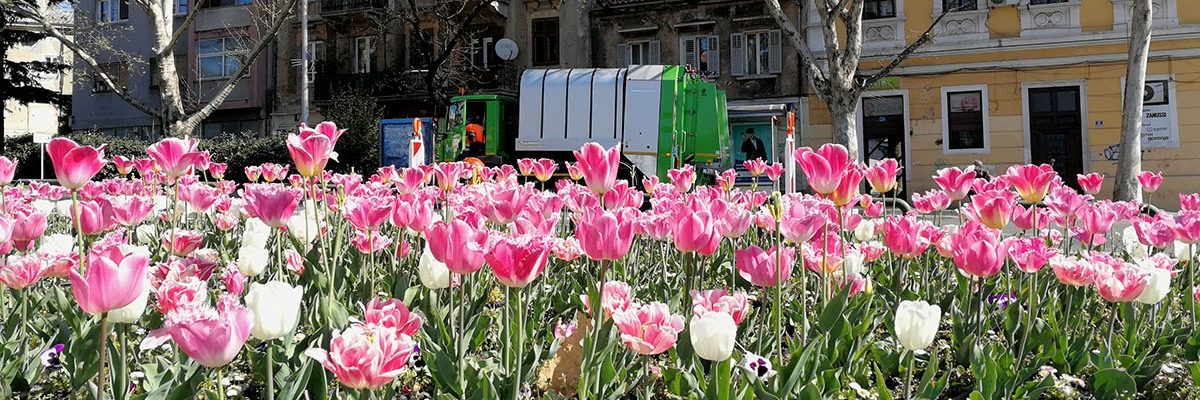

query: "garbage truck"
(438, 65), (731, 179)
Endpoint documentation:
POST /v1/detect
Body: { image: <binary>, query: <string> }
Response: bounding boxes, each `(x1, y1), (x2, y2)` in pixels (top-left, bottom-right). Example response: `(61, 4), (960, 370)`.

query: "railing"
(314, 71), (409, 100)
(320, 0), (387, 14)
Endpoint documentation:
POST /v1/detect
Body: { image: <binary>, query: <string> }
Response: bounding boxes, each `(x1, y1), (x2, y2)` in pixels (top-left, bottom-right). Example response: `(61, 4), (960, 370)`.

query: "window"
(407, 29), (432, 70)
(680, 35), (720, 76)
(92, 62), (129, 93)
(198, 37), (246, 80)
(97, 0), (129, 23)
(1030, 0), (1068, 4)
(199, 0), (251, 8)
(176, 0), (189, 14)
(151, 56), (188, 88)
(531, 18), (559, 66)
(942, 0), (976, 11)
(202, 120), (259, 138)
(307, 41), (324, 86)
(863, 0), (896, 19)
(942, 86), (989, 152)
(617, 40), (659, 67)
(731, 30), (781, 76)
(470, 37), (494, 69)
(354, 36), (376, 74)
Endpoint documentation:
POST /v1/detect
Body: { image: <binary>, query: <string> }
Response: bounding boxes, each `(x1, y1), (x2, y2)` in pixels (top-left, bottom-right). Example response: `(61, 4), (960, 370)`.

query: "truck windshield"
(448, 102), (465, 129)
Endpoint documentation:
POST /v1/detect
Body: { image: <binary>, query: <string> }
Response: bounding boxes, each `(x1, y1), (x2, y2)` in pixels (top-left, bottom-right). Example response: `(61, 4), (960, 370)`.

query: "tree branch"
(857, 7), (955, 92)
(158, 0), (208, 59)
(763, 0), (831, 98)
(18, 5), (164, 119)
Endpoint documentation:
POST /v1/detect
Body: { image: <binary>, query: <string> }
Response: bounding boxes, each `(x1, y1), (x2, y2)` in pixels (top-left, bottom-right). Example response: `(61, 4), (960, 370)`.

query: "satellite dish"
(495, 38), (518, 61)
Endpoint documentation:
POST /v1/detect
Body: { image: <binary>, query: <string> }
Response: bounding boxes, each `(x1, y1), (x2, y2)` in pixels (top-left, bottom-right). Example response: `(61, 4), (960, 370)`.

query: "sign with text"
(1140, 79), (1177, 148)
(380, 117), (434, 168)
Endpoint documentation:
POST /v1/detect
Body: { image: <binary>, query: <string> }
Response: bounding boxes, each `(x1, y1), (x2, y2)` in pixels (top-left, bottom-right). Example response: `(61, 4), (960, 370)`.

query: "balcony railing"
(320, 0), (388, 14)
(315, 71), (407, 100)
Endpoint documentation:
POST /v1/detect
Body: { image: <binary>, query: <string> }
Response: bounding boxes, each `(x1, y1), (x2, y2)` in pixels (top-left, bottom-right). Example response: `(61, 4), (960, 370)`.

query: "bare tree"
(14, 0), (301, 137)
(1113, 0), (1152, 202)
(765, 0), (952, 159)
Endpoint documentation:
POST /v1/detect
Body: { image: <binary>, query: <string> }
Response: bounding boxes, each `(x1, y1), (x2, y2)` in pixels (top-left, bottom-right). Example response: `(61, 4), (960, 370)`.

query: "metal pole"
(299, 0), (309, 124)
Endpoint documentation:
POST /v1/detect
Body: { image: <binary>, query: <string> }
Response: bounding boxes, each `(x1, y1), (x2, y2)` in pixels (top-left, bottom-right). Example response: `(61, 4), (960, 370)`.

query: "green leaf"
(817, 288), (850, 334)
(1093, 368), (1137, 400)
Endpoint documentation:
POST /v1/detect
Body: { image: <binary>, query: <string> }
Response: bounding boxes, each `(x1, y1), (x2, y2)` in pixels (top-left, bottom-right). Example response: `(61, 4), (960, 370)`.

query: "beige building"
(3, 3), (72, 138)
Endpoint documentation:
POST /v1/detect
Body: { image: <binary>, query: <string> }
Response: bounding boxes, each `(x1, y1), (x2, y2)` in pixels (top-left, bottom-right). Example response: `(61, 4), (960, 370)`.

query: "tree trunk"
(1, 6), (8, 154)
(829, 97), (860, 161)
(1113, 0), (1152, 202)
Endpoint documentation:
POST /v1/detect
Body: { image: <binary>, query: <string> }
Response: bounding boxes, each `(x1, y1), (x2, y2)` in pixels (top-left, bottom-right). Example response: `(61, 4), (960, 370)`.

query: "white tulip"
(152, 195), (170, 213)
(135, 225), (158, 245)
(854, 220), (876, 242)
(1174, 241), (1197, 262)
(419, 244), (451, 289)
(237, 246), (271, 277)
(109, 279), (151, 324)
(1121, 226), (1148, 258)
(287, 214), (320, 245)
(37, 234), (74, 254)
(894, 300), (941, 351)
(119, 244), (151, 258)
(245, 281), (304, 340)
(690, 311), (737, 361)
(243, 218), (272, 249)
(31, 199), (54, 216)
(843, 248), (866, 277)
(1135, 267), (1171, 305)
(54, 200), (73, 216)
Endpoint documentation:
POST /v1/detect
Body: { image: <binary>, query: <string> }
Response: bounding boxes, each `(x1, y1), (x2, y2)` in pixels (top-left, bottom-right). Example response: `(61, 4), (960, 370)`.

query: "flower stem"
(512, 288), (525, 400)
(904, 350), (916, 399)
(96, 314), (110, 400)
(266, 344), (276, 400)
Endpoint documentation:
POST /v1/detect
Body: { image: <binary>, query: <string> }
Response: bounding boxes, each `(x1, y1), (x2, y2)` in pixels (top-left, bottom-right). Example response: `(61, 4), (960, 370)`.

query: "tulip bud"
(894, 300), (940, 351)
(245, 281), (304, 340)
(1135, 267), (1171, 305)
(689, 311), (737, 361)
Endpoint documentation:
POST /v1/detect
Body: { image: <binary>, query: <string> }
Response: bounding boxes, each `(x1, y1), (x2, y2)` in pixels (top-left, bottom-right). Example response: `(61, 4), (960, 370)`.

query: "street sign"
(380, 117), (434, 168)
(410, 119), (426, 166)
(32, 132), (53, 144)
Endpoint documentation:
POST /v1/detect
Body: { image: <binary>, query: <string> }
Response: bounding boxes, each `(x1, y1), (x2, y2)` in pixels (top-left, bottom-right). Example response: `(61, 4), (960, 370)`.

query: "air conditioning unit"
(988, 0), (1018, 7)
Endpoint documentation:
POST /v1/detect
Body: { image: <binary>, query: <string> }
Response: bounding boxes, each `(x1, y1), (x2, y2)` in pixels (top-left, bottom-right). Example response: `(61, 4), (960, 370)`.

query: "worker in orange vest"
(465, 117), (486, 156)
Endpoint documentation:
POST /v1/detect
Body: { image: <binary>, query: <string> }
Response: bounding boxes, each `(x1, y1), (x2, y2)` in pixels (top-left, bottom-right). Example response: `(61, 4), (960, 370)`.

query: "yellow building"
(802, 0), (1199, 209)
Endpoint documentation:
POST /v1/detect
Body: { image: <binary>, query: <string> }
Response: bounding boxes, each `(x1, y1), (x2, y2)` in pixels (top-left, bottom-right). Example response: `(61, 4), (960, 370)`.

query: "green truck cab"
(439, 65), (730, 180)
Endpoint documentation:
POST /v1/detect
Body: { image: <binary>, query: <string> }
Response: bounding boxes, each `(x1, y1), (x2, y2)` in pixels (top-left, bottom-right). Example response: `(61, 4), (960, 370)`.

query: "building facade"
(71, 0), (274, 138)
(3, 2), (72, 138)
(803, 0), (1200, 209)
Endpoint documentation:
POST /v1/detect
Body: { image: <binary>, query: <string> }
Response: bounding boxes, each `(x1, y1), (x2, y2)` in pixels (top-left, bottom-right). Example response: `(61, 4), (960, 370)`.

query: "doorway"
(1026, 86), (1084, 183)
(860, 94), (908, 199)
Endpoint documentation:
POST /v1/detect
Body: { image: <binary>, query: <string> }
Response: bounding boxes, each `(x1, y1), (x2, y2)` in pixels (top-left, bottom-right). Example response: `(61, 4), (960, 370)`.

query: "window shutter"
(119, 0), (129, 20)
(616, 43), (628, 67)
(768, 30), (782, 74)
(681, 37), (696, 68)
(648, 40), (661, 65)
(730, 33), (745, 76)
(706, 35), (720, 76)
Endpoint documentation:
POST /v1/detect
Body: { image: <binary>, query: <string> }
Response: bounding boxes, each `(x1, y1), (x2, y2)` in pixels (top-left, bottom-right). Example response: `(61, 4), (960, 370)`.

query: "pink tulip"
(554, 320), (578, 340)
(47, 137), (107, 190)
(361, 297), (423, 336)
(151, 295), (254, 368)
(949, 221), (1005, 278)
(1050, 256), (1098, 287)
(865, 159), (901, 194)
(111, 155), (135, 175)
(1004, 164), (1058, 203)
(764, 163), (784, 182)
(1181, 193), (1200, 212)
(744, 158), (767, 177)
(0, 156), (16, 185)
(779, 196), (829, 244)
(300, 121), (346, 148)
(668, 165), (697, 193)
(1096, 266), (1148, 303)
(531, 159), (558, 182)
(673, 208), (721, 256)
(573, 142), (620, 194)
(736, 245), (795, 287)
(718, 205), (752, 239)
(208, 162), (228, 180)
(883, 215), (932, 259)
(426, 219), (488, 275)
(485, 234), (551, 288)
(690, 289), (749, 325)
(1074, 202), (1117, 246)
(1172, 211), (1200, 244)
(911, 190), (951, 214)
(795, 144), (852, 195)
(612, 302), (685, 355)
(828, 166), (864, 207)
(483, 185), (533, 224)
(72, 200), (109, 236)
(11, 209), (47, 251)
(1138, 171), (1164, 193)
(0, 254), (50, 290)
(285, 248), (304, 275)
(565, 161), (583, 181)
(146, 138), (203, 178)
(1005, 236), (1058, 273)
(163, 229), (205, 256)
(244, 166), (262, 182)
(1011, 204), (1049, 231)
(966, 190), (1016, 230)
(932, 167), (976, 201)
(1076, 173), (1104, 195)
(178, 183), (220, 212)
(242, 184), (302, 229)
(306, 324), (417, 389)
(345, 196), (392, 232)
(260, 163), (288, 182)
(351, 230), (392, 254)
(717, 169), (737, 192)
(1132, 216), (1176, 248)
(581, 281), (634, 318)
(390, 195), (434, 233)
(69, 246), (149, 314)
(432, 162), (469, 192)
(517, 158), (535, 176)
(574, 208), (636, 261)
(288, 129), (336, 178)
